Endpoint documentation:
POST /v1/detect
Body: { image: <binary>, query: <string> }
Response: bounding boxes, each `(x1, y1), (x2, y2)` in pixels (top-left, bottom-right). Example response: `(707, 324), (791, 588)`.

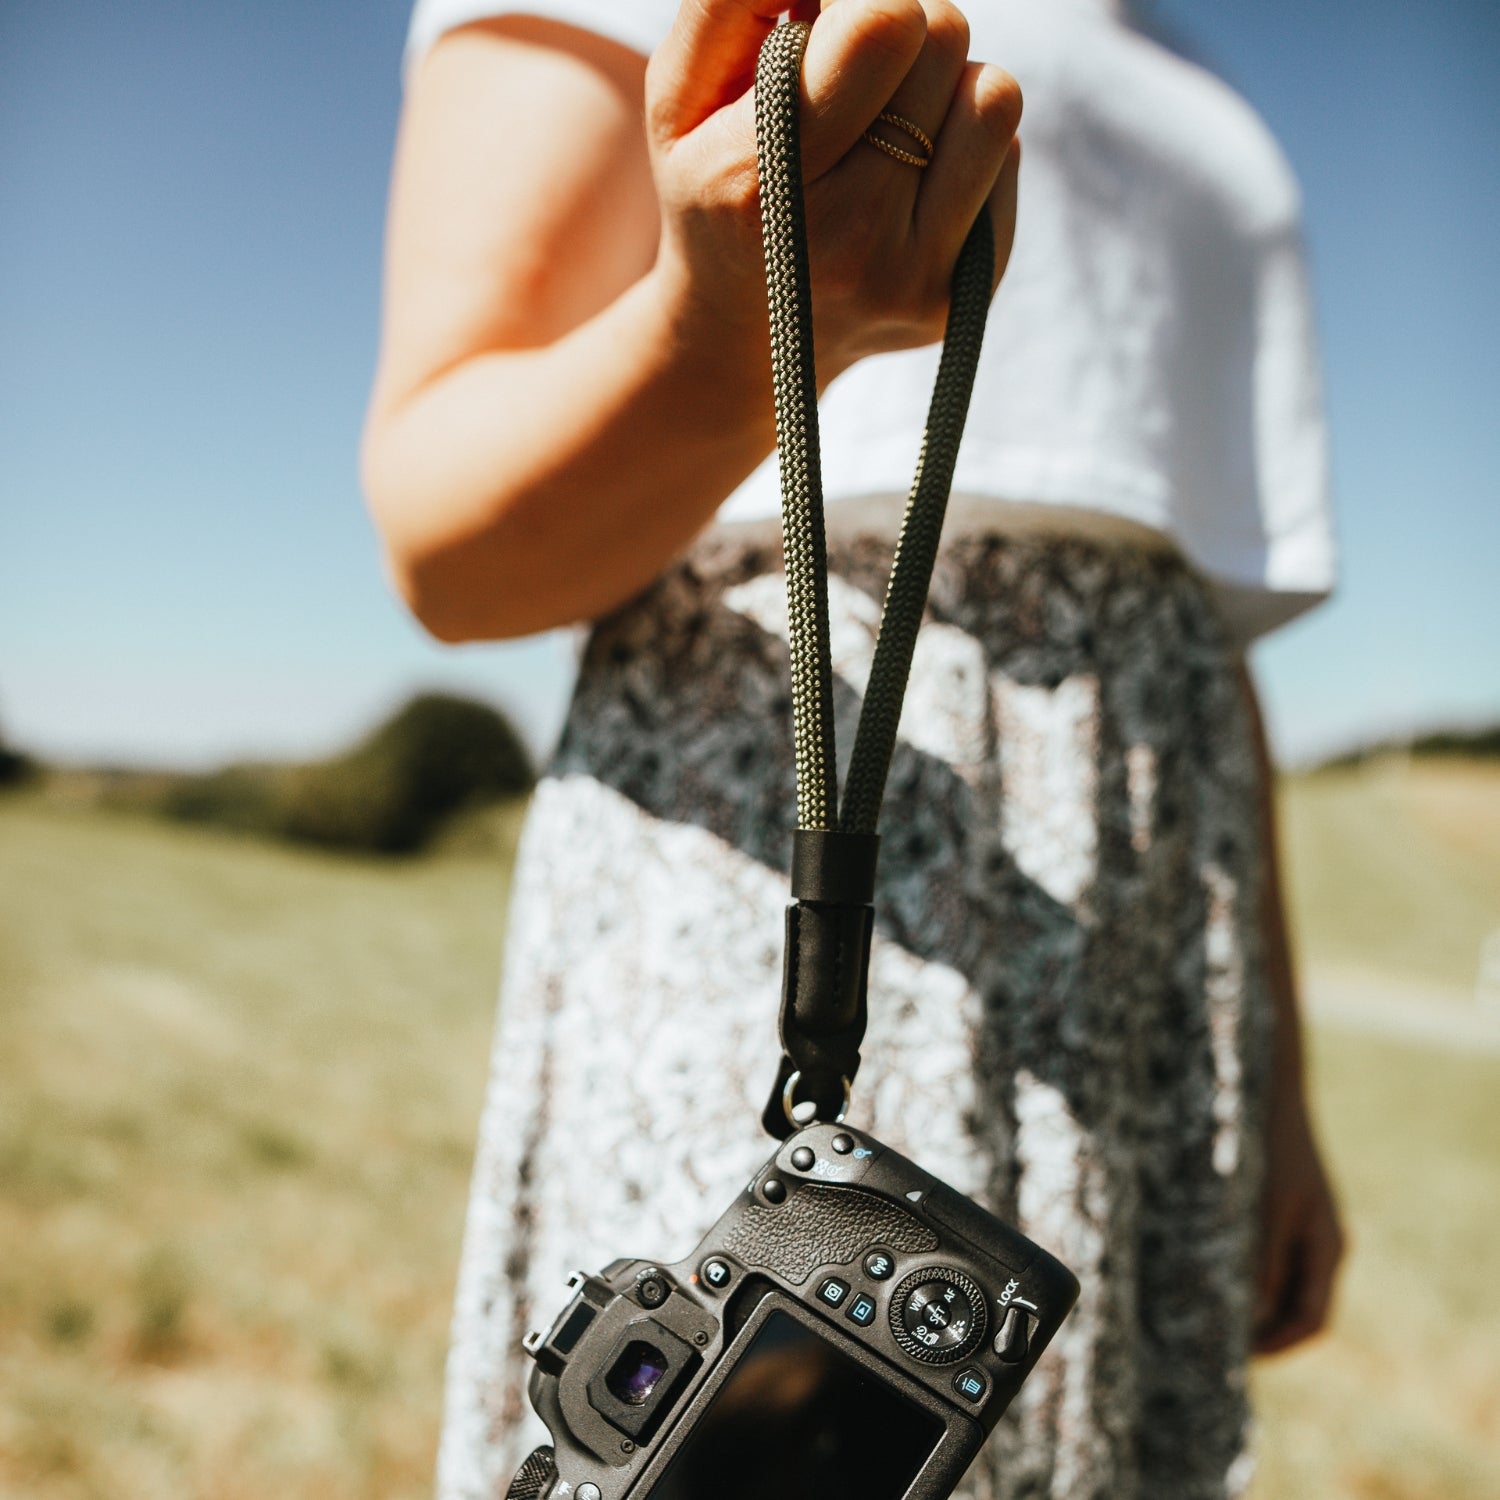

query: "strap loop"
(754, 22), (993, 1137)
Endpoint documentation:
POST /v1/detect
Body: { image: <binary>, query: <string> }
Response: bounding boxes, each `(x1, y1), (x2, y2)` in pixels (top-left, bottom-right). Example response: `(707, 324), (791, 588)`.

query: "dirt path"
(1304, 965), (1500, 1056)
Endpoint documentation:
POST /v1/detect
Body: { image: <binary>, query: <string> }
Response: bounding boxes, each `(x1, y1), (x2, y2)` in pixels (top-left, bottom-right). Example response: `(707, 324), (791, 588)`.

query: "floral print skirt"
(436, 526), (1273, 1500)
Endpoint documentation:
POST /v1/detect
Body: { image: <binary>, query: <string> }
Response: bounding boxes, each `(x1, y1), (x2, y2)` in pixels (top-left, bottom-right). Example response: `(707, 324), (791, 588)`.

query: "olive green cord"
(754, 22), (994, 839)
(755, 21), (839, 832)
(840, 215), (993, 833)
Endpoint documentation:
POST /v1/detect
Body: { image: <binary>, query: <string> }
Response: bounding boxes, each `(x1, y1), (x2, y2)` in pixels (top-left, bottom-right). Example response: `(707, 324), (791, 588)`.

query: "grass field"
(0, 796), (523, 1499)
(1281, 757), (1500, 995)
(2, 759), (1497, 1499)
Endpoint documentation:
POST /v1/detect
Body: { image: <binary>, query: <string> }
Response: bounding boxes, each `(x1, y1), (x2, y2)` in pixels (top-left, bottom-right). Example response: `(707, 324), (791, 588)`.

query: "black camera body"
(507, 1121), (1079, 1500)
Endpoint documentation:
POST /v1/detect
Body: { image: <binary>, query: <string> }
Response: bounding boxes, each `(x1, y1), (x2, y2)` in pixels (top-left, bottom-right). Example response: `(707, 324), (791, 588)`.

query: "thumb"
(646, 0), (787, 146)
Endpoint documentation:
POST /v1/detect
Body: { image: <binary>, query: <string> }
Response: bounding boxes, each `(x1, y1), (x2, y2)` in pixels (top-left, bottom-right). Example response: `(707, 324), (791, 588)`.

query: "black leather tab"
(786, 900), (870, 1033)
(761, 899), (873, 1138)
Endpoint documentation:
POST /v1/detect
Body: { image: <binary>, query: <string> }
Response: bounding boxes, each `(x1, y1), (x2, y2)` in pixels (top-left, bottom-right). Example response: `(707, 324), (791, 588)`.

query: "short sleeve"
(1214, 143), (1337, 644)
(1252, 222), (1336, 598)
(404, 0), (679, 79)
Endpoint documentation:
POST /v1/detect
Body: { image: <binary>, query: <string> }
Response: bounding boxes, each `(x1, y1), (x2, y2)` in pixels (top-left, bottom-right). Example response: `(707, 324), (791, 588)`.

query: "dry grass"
(1280, 757), (1500, 994)
(2, 760), (1497, 1498)
(1249, 1025), (1500, 1499)
(0, 795), (523, 1499)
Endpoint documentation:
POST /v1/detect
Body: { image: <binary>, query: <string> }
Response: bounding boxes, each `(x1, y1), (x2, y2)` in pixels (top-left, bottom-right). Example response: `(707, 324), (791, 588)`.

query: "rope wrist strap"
(754, 22), (995, 1138)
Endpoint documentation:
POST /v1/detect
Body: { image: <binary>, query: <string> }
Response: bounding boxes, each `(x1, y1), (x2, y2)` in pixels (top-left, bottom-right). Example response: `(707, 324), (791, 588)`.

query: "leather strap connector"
(785, 898), (872, 1035)
(760, 897), (874, 1138)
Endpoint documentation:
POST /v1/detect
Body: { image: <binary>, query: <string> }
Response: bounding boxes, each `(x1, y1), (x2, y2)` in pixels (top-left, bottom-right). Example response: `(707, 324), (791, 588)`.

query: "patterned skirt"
(436, 526), (1273, 1500)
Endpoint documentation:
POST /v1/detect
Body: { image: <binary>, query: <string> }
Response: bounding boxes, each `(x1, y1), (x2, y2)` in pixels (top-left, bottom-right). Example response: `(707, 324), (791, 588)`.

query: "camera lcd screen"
(641, 1309), (944, 1500)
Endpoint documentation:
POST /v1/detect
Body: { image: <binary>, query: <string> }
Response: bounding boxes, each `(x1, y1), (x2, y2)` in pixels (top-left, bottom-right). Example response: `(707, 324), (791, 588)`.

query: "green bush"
(1410, 724), (1500, 758)
(278, 693), (534, 853)
(1317, 721), (1500, 770)
(162, 693), (534, 854)
(0, 733), (36, 788)
(159, 762), (290, 832)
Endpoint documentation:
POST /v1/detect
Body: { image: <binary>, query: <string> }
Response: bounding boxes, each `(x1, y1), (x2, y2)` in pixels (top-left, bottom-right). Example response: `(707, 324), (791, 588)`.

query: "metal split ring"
(782, 1068), (853, 1130)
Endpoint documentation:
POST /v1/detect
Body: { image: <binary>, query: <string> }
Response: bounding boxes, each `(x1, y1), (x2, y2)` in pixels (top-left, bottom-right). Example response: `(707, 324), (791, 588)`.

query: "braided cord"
(755, 22), (837, 831)
(755, 22), (992, 838)
(840, 214), (993, 833)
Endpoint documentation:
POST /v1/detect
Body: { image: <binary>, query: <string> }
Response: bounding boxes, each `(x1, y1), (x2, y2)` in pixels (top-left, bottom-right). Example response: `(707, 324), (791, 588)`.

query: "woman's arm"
(1239, 660), (1347, 1354)
(362, 17), (771, 641)
(362, 1), (1022, 642)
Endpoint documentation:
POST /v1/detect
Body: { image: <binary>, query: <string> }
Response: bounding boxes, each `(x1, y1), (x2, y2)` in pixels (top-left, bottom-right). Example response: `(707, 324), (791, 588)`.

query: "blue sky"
(1, 0), (1496, 769)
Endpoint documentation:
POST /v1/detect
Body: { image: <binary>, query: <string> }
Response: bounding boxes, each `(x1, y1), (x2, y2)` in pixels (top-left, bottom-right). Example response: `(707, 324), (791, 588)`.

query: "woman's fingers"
(646, 0), (787, 146)
(987, 137), (1021, 293)
(1252, 1194), (1296, 1350)
(917, 60), (1023, 269)
(650, 0), (930, 168)
(1297, 1205), (1346, 1334)
(1271, 1202), (1344, 1353)
(1255, 1244), (1313, 1355)
(1253, 1184), (1345, 1355)
(796, 0), (932, 178)
(653, 0), (1019, 230)
(651, 0), (929, 214)
(833, 0), (971, 197)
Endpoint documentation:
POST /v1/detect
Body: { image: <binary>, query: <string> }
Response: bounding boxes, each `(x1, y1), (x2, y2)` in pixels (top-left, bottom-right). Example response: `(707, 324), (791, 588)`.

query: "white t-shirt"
(405, 0), (1336, 642)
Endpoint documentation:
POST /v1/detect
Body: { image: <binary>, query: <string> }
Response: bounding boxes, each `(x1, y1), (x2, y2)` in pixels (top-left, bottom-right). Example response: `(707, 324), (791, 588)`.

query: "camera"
(505, 1120), (1079, 1500)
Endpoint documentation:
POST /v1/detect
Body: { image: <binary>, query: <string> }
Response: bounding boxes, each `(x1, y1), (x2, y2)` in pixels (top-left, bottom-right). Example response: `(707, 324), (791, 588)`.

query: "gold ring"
(861, 111), (934, 169)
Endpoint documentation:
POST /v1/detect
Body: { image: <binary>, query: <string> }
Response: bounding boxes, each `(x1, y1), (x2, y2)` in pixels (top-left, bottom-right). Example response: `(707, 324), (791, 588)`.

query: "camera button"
(790, 1146), (816, 1171)
(699, 1257), (733, 1292)
(952, 1367), (988, 1404)
(863, 1250), (895, 1281)
(577, 1487), (602, 1500)
(831, 1132), (855, 1155)
(761, 1177), (788, 1205)
(845, 1293), (878, 1327)
(816, 1277), (852, 1310)
(994, 1305), (1034, 1363)
(635, 1275), (669, 1309)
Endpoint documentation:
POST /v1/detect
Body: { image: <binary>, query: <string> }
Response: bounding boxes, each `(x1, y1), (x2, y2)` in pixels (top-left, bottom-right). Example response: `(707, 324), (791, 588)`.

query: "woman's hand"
(1236, 659), (1347, 1355)
(646, 0), (1022, 385)
(1254, 1081), (1346, 1354)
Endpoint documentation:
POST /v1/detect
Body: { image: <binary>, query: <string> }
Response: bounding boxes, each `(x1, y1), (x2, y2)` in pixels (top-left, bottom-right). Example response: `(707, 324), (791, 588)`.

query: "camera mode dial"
(889, 1266), (988, 1365)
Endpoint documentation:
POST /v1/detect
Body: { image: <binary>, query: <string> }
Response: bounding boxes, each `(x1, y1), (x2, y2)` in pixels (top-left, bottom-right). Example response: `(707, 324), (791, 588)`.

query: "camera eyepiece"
(606, 1341), (669, 1406)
